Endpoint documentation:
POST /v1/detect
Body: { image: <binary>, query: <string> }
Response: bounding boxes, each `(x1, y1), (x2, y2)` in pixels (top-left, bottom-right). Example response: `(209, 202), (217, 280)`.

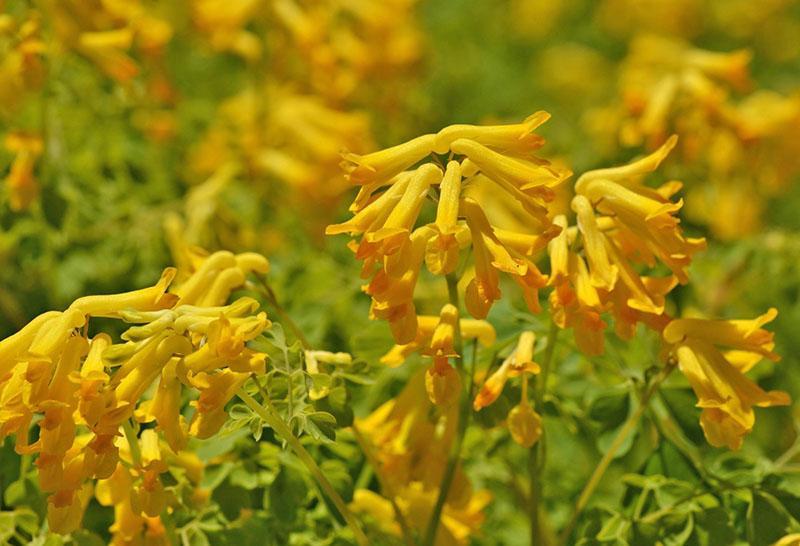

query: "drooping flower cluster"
(0, 249), (271, 534)
(326, 112), (571, 343)
(548, 135), (706, 355)
(351, 370), (491, 546)
(661, 309), (790, 450)
(587, 33), (800, 239)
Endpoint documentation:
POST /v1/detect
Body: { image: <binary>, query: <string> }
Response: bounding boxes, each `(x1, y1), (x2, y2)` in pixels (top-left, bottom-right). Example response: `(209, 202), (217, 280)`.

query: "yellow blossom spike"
(494, 228), (556, 257)
(572, 195), (618, 291)
(114, 335), (192, 404)
(326, 175), (411, 236)
(507, 331), (541, 376)
(70, 268), (178, 318)
(235, 252), (270, 275)
(188, 369), (251, 439)
(174, 251), (237, 304)
(342, 133), (435, 186)
(432, 111), (550, 154)
(198, 267), (247, 307)
(547, 215), (570, 286)
(0, 310), (60, 375)
(149, 359), (188, 451)
(28, 310), (86, 359)
(474, 358), (511, 410)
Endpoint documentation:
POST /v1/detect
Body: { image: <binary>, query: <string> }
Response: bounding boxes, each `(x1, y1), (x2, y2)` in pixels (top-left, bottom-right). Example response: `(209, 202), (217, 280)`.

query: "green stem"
(530, 320), (559, 546)
(557, 361), (676, 545)
(237, 388), (369, 546)
(422, 274), (472, 546)
(122, 420), (142, 467)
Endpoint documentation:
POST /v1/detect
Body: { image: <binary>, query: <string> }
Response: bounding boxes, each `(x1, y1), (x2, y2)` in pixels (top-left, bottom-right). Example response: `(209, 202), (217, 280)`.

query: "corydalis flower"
(662, 309), (790, 450)
(549, 137), (703, 355)
(328, 113), (570, 343)
(474, 331), (543, 448)
(0, 248), (272, 534)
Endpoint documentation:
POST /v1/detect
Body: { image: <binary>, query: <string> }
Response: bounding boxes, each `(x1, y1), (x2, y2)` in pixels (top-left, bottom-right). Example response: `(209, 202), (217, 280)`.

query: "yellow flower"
(188, 369), (251, 439)
(474, 331), (540, 410)
(426, 161), (464, 276)
(381, 315), (495, 368)
(354, 371), (490, 545)
(663, 310), (790, 450)
(70, 268), (178, 318)
(575, 136), (706, 284)
(426, 357), (462, 408)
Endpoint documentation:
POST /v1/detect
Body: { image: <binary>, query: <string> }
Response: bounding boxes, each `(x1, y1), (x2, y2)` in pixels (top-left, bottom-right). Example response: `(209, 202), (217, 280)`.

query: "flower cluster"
(547, 136), (705, 355)
(0, 249), (271, 535)
(327, 112), (571, 343)
(330, 113), (789, 452)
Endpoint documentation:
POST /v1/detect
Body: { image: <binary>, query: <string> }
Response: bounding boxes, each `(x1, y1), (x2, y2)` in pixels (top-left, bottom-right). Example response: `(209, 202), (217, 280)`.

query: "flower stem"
(558, 361), (676, 545)
(237, 387), (369, 546)
(122, 419), (142, 467)
(422, 273), (472, 546)
(529, 319), (559, 546)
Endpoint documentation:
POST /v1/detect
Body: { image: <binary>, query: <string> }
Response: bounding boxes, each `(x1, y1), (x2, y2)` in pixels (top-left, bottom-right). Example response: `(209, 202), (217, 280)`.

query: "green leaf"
(589, 390), (630, 429)
(748, 491), (789, 546)
(304, 411), (338, 442)
(268, 465), (308, 523)
(690, 507), (736, 546)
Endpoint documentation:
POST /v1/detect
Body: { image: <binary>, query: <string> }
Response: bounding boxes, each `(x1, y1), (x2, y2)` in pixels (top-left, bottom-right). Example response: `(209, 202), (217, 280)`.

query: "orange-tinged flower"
(663, 310), (789, 450)
(474, 331), (540, 410)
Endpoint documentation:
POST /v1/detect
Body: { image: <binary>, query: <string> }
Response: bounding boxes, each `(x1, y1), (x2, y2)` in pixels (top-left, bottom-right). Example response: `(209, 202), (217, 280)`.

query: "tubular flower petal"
(426, 161), (463, 275)
(70, 268), (179, 318)
(572, 194), (618, 291)
(342, 134), (435, 185)
(474, 331), (540, 411)
(0, 247), (272, 534)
